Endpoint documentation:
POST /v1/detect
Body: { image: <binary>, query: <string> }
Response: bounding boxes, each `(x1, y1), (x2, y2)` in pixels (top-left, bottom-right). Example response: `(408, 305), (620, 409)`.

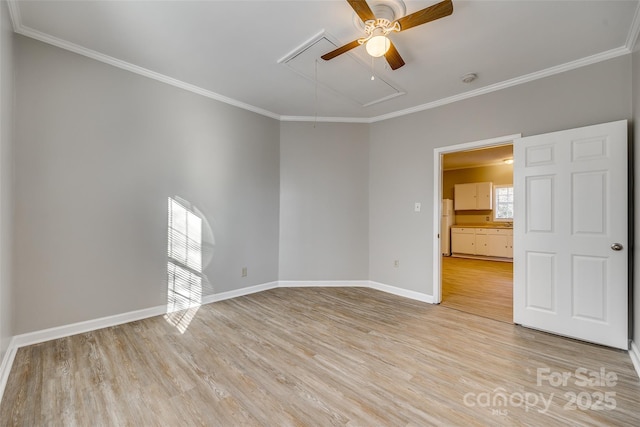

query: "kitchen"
(440, 144), (514, 323)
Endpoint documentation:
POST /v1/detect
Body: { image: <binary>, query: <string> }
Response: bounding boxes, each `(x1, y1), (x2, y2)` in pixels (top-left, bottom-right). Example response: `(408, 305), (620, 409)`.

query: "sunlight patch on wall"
(168, 197), (202, 272)
(164, 196), (213, 333)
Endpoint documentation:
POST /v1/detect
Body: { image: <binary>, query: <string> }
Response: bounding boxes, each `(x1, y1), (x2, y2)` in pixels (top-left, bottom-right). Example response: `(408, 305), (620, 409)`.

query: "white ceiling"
(8, 0), (640, 122)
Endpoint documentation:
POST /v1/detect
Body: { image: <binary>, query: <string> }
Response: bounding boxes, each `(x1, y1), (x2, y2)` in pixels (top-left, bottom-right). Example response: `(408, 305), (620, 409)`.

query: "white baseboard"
(368, 281), (435, 303)
(12, 304), (168, 349)
(0, 337), (17, 404)
(629, 341), (640, 380)
(278, 280), (370, 288)
(201, 281), (279, 305)
(11, 281), (279, 350)
(277, 280), (434, 303)
(7, 280), (431, 349)
(2, 279), (637, 407)
(0, 279), (434, 404)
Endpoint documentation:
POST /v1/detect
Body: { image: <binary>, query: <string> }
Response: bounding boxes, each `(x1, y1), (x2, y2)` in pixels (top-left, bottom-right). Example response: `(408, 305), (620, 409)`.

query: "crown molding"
(626, 1), (640, 51)
(8, 6), (281, 121)
(279, 115), (371, 123)
(369, 45), (632, 123)
(7, 0), (640, 124)
(6, 0), (20, 31)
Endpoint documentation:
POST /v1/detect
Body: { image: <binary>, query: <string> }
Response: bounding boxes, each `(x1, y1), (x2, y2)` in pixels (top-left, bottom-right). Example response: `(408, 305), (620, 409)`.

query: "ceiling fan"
(321, 0), (453, 70)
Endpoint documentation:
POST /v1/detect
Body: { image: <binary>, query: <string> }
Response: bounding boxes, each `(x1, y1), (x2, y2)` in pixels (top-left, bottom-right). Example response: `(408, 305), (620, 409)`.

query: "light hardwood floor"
(441, 256), (513, 323)
(1, 287), (639, 426)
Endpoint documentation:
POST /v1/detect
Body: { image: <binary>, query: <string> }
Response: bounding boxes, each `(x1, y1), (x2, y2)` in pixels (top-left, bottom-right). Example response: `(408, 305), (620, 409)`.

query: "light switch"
(414, 202), (421, 212)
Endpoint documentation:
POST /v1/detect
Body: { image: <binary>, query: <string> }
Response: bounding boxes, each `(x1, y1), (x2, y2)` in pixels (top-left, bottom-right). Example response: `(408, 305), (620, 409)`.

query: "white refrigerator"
(440, 199), (454, 256)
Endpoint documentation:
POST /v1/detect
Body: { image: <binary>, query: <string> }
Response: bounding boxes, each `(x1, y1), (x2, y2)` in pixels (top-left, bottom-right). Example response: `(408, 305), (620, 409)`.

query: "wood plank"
(1, 287), (638, 425)
(441, 256), (513, 323)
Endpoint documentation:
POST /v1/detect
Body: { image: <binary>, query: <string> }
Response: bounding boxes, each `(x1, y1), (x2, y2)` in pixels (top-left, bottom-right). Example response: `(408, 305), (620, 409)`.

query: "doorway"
(432, 134), (520, 323)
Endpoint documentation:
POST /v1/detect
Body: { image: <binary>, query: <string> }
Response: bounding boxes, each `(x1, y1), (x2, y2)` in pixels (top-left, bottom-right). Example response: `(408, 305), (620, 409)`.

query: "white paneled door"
(513, 120), (628, 349)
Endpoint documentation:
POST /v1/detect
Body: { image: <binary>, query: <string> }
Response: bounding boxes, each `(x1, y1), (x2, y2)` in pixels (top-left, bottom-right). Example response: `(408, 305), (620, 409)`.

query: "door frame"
(432, 133), (521, 304)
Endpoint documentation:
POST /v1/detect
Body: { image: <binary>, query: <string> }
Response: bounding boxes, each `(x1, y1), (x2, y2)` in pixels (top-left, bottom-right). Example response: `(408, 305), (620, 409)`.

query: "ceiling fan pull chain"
(314, 59), (318, 127)
(371, 56), (375, 81)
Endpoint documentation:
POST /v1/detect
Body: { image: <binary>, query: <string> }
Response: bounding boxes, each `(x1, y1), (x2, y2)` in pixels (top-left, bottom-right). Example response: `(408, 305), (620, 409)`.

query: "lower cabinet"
(451, 227), (513, 258)
(487, 234), (508, 257)
(475, 229), (489, 256)
(451, 228), (475, 254)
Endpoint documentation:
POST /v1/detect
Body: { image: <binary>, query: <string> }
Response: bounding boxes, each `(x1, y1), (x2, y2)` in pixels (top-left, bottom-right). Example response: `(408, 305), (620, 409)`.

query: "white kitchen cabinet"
(487, 229), (510, 258)
(487, 228), (513, 258)
(488, 235), (509, 258)
(476, 182), (493, 209)
(453, 183), (477, 210)
(451, 227), (475, 254)
(451, 226), (513, 258)
(454, 182), (493, 210)
(475, 229), (489, 256)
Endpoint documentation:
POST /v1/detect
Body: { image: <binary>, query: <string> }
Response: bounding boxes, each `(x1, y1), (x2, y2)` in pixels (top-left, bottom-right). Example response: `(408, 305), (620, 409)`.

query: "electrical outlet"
(394, 260), (400, 268)
(414, 202), (421, 212)
(241, 267), (247, 277)
(485, 216), (490, 221)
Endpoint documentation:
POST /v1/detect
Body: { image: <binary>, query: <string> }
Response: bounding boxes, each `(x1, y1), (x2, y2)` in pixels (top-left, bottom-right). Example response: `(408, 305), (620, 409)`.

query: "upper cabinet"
(454, 182), (493, 210)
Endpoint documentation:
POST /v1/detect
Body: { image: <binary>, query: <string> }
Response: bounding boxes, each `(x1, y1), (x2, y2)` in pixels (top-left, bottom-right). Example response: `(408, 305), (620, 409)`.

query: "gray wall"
(633, 46), (640, 347)
(13, 36), (280, 334)
(7, 30), (639, 346)
(0, 0), (13, 358)
(279, 122), (369, 280)
(369, 55), (633, 294)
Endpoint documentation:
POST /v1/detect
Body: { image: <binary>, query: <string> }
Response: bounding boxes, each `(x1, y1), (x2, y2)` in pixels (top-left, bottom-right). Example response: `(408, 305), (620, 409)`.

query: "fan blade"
(396, 0), (453, 32)
(321, 39), (361, 60)
(347, 0), (376, 23)
(385, 41), (405, 70)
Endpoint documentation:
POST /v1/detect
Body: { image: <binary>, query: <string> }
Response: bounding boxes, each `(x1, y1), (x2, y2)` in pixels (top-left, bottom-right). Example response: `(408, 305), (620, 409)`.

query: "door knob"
(611, 243), (623, 251)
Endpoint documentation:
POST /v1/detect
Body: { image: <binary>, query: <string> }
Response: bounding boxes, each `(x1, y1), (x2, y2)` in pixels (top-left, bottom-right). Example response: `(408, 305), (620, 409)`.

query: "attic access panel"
(280, 34), (404, 108)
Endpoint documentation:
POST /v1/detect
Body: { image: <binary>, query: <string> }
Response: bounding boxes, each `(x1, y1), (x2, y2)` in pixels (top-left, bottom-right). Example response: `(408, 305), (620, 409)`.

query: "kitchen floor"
(441, 256), (513, 323)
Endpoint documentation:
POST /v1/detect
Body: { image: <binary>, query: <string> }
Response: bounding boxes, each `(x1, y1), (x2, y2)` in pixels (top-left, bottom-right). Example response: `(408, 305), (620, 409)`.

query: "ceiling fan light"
(366, 35), (390, 57)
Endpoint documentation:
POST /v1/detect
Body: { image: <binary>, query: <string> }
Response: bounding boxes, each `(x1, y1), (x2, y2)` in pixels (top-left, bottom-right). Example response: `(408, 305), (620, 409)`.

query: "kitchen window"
(494, 185), (514, 221)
